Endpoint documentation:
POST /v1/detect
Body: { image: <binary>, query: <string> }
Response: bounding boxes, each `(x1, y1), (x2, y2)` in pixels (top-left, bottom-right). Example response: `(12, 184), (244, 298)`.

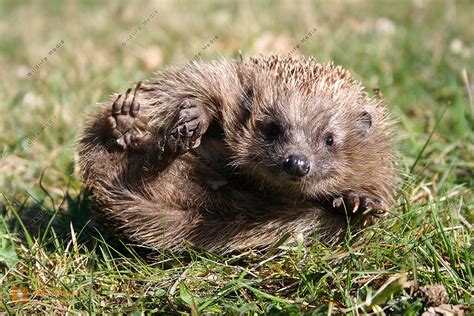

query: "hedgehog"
(76, 55), (396, 253)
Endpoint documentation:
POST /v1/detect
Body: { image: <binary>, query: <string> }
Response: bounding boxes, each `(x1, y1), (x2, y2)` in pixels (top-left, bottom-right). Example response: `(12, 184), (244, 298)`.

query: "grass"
(0, 0), (472, 314)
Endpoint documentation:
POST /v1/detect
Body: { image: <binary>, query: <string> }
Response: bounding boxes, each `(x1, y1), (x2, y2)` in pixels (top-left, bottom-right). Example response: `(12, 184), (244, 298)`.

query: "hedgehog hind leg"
(104, 87), (212, 159)
(105, 82), (152, 152)
(168, 99), (210, 149)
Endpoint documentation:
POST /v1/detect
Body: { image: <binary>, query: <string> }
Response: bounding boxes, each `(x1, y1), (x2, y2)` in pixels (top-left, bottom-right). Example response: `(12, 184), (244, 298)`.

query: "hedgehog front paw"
(106, 81), (148, 150)
(166, 99), (210, 154)
(333, 192), (389, 216)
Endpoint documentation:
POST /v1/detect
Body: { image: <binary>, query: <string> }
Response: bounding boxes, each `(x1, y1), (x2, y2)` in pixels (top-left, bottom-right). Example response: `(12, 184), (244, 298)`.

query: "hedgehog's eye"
(257, 118), (281, 141)
(324, 134), (334, 146)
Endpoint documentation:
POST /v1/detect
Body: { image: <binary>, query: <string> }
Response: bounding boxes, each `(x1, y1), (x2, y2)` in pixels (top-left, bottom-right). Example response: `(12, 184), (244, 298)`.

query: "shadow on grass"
(0, 186), (294, 278)
(0, 188), (166, 264)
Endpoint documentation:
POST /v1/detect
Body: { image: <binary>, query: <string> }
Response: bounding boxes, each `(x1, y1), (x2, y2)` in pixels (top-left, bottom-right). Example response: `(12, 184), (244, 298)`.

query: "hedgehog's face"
(231, 87), (375, 198)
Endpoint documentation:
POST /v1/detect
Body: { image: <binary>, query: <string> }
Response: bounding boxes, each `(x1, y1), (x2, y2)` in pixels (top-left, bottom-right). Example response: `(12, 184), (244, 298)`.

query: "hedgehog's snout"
(283, 154), (310, 177)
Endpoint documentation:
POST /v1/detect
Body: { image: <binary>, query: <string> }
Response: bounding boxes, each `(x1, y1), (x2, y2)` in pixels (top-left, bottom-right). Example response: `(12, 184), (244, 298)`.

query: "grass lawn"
(0, 1), (472, 314)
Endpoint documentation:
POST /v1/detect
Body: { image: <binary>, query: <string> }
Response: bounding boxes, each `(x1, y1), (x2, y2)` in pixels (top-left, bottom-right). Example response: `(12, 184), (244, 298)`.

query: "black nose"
(283, 154), (310, 177)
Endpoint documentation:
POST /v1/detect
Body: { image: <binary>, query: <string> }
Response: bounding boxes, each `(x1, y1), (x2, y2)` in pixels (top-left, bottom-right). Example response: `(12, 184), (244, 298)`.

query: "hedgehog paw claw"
(333, 192), (388, 216)
(166, 99), (209, 154)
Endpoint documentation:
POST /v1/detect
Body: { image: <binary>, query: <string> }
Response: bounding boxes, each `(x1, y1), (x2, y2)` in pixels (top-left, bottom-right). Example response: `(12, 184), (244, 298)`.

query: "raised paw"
(106, 81), (148, 150)
(166, 99), (210, 154)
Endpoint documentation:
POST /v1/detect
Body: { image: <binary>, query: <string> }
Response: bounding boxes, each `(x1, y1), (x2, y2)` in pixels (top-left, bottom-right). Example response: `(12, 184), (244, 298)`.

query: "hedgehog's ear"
(357, 111), (372, 136)
(236, 66), (254, 122)
(241, 86), (254, 121)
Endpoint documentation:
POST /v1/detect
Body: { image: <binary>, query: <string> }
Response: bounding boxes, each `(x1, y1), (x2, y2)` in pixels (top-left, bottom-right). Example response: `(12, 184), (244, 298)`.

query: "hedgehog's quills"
(76, 55), (396, 253)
